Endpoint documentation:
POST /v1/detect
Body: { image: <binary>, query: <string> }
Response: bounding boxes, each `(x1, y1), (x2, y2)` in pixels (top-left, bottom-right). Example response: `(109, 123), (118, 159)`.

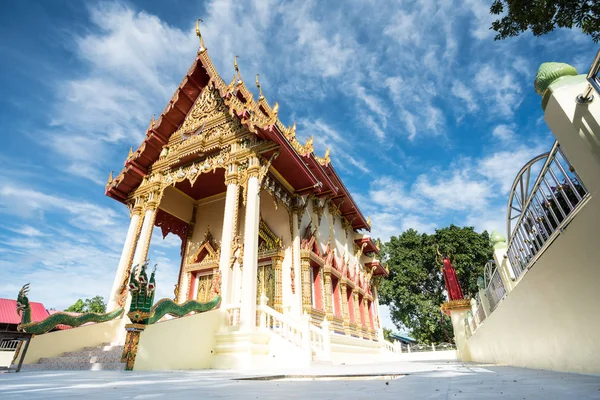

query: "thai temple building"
(5, 24), (391, 371)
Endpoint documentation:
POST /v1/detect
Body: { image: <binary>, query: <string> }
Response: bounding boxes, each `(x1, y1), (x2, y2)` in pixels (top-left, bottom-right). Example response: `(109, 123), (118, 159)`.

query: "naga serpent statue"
(16, 283), (124, 335)
(127, 261), (221, 325)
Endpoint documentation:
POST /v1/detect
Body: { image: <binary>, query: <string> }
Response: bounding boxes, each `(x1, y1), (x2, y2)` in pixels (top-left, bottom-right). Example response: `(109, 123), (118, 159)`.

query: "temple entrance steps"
(16, 343), (126, 371)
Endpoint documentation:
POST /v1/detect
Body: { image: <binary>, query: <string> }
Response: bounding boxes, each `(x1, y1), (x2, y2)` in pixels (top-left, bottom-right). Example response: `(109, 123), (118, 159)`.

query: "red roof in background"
(0, 298), (50, 325)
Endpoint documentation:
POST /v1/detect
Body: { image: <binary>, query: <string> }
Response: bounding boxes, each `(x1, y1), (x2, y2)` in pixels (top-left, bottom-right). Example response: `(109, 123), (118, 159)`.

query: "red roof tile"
(0, 298), (50, 324)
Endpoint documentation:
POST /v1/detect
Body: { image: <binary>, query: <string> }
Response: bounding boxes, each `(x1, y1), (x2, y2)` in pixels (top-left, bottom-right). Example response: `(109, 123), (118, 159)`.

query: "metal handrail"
(506, 142), (589, 279)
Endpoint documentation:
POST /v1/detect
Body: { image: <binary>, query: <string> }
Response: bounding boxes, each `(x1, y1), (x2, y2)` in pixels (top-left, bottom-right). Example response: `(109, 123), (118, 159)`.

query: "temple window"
(331, 276), (341, 317)
(311, 265), (323, 310)
(358, 294), (365, 327)
(368, 300), (375, 330)
(347, 289), (355, 323)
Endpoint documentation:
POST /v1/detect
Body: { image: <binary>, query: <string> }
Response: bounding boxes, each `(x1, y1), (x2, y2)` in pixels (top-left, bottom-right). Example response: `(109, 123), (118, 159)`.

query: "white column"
(373, 286), (385, 342)
(115, 200), (158, 344)
(218, 178), (239, 305)
(239, 173), (261, 332)
(107, 208), (142, 311)
(292, 210), (303, 315)
(132, 207), (157, 267)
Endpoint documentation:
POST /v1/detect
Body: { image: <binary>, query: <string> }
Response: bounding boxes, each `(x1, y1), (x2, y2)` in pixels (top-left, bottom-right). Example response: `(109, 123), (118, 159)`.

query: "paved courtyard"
(1, 360), (599, 399)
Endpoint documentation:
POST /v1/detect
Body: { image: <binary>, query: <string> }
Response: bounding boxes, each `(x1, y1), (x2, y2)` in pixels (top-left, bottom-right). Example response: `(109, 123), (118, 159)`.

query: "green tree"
(64, 296), (106, 313)
(64, 299), (85, 313)
(383, 327), (393, 342)
(378, 225), (492, 344)
(490, 0), (600, 43)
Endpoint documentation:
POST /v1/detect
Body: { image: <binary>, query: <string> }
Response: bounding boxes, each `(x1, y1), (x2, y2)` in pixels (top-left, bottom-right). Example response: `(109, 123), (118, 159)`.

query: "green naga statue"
(127, 261), (221, 325)
(16, 283), (124, 335)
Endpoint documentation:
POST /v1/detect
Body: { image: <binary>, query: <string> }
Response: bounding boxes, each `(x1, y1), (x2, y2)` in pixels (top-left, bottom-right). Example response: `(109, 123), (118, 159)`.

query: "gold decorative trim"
(441, 299), (471, 313)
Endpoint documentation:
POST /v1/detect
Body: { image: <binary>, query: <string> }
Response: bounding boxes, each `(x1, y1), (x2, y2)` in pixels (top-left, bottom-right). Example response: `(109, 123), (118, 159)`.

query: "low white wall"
(397, 350), (456, 361)
(0, 351), (15, 368)
(22, 319), (121, 364)
(464, 195), (600, 374)
(330, 335), (382, 365)
(134, 309), (220, 370)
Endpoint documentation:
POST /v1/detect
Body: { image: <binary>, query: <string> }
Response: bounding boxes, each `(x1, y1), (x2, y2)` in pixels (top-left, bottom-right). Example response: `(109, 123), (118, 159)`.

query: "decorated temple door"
(256, 264), (275, 307)
(196, 273), (215, 303)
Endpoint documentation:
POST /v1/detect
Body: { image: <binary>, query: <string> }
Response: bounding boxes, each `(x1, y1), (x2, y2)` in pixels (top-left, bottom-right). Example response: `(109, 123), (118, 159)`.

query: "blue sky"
(0, 0), (596, 329)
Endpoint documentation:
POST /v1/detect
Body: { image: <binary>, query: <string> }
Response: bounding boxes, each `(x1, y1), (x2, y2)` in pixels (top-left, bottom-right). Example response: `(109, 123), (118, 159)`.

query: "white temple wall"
(134, 309), (221, 370)
(159, 186), (194, 222)
(332, 213), (346, 262)
(463, 193), (600, 374)
(189, 194), (226, 247)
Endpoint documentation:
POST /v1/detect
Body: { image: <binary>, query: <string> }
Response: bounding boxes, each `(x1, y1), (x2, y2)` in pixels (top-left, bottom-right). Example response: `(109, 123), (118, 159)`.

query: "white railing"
(256, 294), (330, 361)
(257, 303), (305, 348)
(507, 141), (588, 279)
(484, 261), (507, 312)
(474, 293), (486, 325)
(225, 304), (241, 329)
(0, 340), (19, 351)
(383, 340), (397, 353)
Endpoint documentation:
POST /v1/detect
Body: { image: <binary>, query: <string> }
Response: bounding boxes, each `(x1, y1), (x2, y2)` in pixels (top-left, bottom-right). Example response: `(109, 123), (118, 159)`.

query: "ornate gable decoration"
(258, 218), (283, 254)
(175, 86), (227, 141)
(186, 228), (220, 271)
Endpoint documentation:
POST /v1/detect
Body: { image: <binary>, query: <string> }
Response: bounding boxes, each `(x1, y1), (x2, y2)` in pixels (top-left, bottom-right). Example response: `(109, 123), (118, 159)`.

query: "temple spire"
(195, 18), (206, 54)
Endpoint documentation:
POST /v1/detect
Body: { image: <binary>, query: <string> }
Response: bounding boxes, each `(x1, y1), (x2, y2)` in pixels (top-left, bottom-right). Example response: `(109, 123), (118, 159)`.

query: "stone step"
(62, 348), (123, 357)
(82, 344), (123, 352)
(39, 354), (122, 364)
(17, 362), (126, 371)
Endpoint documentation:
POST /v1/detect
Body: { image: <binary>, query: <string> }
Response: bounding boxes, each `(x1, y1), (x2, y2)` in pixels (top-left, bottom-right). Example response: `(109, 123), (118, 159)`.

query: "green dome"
(490, 230), (506, 246)
(534, 62), (578, 96)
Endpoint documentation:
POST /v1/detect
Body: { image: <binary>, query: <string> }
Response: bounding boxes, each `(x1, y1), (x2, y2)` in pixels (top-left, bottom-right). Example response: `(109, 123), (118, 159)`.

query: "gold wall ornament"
(195, 18), (206, 53)
(230, 235), (243, 269)
(258, 218), (283, 253)
(312, 197), (326, 227)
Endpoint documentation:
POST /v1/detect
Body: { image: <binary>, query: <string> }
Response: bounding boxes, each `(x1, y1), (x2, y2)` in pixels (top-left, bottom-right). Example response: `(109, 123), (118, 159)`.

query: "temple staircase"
(215, 303), (329, 369)
(16, 343), (126, 371)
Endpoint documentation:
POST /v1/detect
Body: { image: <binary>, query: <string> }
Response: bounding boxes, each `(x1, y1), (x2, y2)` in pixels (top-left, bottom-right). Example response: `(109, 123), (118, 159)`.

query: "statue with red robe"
(437, 247), (464, 301)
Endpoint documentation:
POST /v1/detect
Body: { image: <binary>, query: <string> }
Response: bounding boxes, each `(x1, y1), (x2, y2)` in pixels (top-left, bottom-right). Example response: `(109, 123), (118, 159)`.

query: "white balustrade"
(225, 304), (241, 328)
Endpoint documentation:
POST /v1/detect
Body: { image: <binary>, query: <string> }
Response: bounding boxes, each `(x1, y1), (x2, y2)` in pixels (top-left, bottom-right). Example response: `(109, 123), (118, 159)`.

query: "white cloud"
(478, 144), (545, 193)
(414, 171), (493, 211)
(452, 81), (478, 112)
(474, 64), (523, 117)
(492, 124), (516, 142)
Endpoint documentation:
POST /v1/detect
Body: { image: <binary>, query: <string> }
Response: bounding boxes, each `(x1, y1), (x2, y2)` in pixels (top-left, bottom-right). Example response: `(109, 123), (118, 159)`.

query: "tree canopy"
(378, 225), (492, 344)
(490, 0), (600, 43)
(64, 296), (106, 314)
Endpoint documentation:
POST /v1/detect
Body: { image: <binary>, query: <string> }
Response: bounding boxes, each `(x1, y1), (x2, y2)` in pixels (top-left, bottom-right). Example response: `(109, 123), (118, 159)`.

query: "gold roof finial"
(256, 74), (264, 100)
(107, 170), (114, 185)
(272, 102), (279, 115)
(128, 146), (134, 159)
(367, 216), (371, 227)
(324, 148), (331, 163)
(195, 18), (206, 54)
(234, 55), (242, 85)
(148, 114), (155, 130)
